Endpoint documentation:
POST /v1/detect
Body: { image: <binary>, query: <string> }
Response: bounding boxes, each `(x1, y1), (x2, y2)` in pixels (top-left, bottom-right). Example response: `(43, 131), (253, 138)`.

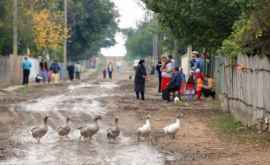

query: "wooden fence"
(215, 55), (270, 126)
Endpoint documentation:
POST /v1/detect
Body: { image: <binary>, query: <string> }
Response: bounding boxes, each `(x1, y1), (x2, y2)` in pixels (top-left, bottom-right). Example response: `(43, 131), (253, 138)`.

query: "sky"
(100, 0), (146, 57)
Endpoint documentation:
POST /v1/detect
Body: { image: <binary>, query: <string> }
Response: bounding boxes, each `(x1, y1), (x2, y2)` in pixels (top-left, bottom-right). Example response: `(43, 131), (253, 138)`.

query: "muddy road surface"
(0, 79), (169, 165)
(1, 68), (270, 165)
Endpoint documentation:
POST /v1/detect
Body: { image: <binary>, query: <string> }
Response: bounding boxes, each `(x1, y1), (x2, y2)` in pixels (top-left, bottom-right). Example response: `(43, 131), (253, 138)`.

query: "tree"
(124, 20), (158, 60)
(67, 0), (119, 61)
(220, 0), (270, 58)
(0, 0), (119, 61)
(0, 0), (13, 55)
(142, 0), (242, 53)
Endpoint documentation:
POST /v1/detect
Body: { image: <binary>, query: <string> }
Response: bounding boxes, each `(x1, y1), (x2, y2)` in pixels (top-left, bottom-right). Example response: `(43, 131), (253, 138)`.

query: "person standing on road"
(160, 56), (173, 100)
(21, 57), (32, 85)
(195, 69), (204, 100)
(75, 62), (81, 80)
(134, 59), (147, 100)
(156, 59), (162, 93)
(50, 60), (61, 83)
(103, 68), (107, 79)
(67, 63), (75, 81)
(39, 59), (49, 83)
(107, 62), (113, 79)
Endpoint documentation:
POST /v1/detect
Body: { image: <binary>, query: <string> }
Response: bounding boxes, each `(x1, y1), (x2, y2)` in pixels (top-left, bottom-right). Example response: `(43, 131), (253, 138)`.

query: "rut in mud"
(0, 81), (168, 165)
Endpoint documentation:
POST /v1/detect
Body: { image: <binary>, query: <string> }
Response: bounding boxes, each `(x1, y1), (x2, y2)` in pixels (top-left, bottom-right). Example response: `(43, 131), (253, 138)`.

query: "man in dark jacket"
(67, 63), (75, 81)
(163, 67), (182, 102)
(156, 59), (162, 93)
(134, 59), (147, 100)
(50, 60), (61, 83)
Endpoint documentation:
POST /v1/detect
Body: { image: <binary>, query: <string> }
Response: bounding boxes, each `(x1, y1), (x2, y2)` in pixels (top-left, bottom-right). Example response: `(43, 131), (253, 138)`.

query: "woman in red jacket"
(160, 56), (173, 100)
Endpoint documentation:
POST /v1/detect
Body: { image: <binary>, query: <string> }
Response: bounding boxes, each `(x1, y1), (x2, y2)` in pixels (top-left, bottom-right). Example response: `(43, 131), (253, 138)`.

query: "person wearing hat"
(160, 55), (173, 100)
(134, 59), (147, 100)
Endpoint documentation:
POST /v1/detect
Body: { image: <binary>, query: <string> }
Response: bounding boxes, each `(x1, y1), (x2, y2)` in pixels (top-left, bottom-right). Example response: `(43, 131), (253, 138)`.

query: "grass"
(18, 86), (29, 96)
(209, 112), (270, 144)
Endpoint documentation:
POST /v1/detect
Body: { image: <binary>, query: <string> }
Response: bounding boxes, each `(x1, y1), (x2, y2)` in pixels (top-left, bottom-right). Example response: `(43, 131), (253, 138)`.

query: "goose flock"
(31, 114), (183, 144)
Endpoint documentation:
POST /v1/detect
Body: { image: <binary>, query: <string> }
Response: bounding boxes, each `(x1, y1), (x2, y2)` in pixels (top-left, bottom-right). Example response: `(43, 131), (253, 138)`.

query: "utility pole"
(63, 0), (67, 66)
(13, 0), (18, 56)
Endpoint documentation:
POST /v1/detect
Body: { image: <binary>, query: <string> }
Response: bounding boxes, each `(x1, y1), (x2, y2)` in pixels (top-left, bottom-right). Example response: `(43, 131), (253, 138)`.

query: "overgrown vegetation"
(141, 0), (270, 58)
(210, 112), (270, 144)
(220, 0), (270, 58)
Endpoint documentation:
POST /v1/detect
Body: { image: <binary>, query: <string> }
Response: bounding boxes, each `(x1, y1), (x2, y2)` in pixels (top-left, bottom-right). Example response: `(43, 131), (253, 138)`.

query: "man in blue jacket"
(21, 57), (32, 85)
(163, 67), (183, 102)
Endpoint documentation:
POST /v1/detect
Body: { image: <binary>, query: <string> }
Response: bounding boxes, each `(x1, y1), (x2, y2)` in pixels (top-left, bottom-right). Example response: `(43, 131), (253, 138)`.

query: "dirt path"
(0, 65), (270, 165)
(107, 68), (270, 165)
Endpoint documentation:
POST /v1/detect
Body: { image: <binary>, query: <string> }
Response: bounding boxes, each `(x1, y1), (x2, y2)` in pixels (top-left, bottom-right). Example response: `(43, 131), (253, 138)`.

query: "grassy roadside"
(209, 111), (270, 145)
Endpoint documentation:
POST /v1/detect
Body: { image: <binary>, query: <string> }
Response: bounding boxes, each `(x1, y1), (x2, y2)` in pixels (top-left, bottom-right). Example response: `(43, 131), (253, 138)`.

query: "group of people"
(21, 56), (82, 85)
(134, 51), (215, 102)
(36, 59), (62, 84)
(103, 62), (114, 79)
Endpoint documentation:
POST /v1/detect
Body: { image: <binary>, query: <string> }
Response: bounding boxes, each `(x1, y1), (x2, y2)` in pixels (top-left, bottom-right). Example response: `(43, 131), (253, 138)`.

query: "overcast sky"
(100, 0), (145, 57)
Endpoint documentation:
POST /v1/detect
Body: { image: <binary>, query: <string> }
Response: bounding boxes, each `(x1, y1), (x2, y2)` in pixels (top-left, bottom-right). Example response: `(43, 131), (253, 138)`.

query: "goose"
(174, 96), (180, 104)
(31, 116), (49, 143)
(163, 113), (183, 139)
(137, 115), (151, 142)
(78, 116), (102, 141)
(57, 117), (71, 138)
(107, 117), (120, 142)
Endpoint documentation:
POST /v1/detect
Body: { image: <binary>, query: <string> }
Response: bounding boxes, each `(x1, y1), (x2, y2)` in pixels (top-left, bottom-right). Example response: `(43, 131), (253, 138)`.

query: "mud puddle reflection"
(1, 82), (167, 165)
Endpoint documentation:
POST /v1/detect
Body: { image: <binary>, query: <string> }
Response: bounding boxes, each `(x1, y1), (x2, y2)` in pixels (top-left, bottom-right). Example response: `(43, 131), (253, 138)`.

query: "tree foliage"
(0, 0), (119, 61)
(67, 0), (119, 61)
(124, 21), (155, 60)
(142, 0), (242, 52)
(220, 0), (270, 58)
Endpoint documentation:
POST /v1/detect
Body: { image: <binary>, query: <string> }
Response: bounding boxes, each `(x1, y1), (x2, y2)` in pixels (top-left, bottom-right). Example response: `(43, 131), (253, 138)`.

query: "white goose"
(107, 117), (120, 142)
(31, 116), (49, 143)
(174, 96), (180, 104)
(137, 115), (151, 142)
(57, 117), (71, 138)
(163, 113), (183, 139)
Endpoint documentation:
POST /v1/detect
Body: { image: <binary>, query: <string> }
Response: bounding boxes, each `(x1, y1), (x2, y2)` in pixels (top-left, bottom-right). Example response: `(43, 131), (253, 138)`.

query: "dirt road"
(1, 66), (270, 165)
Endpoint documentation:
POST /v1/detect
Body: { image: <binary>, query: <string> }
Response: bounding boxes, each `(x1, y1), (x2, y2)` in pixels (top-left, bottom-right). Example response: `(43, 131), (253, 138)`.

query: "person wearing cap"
(134, 59), (147, 100)
(160, 55), (173, 100)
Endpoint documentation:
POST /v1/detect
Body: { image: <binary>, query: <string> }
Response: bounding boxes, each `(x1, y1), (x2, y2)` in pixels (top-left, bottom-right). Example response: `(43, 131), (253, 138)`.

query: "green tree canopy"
(0, 0), (119, 62)
(142, 0), (242, 52)
(124, 21), (155, 60)
(67, 0), (119, 61)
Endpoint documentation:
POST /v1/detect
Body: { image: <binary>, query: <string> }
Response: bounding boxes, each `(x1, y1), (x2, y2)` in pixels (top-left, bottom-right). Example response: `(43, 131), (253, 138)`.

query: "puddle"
(2, 82), (168, 165)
